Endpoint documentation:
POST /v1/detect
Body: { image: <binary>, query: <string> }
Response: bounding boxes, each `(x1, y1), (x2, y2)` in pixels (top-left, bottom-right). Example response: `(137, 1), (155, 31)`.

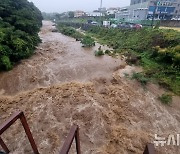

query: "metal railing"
(0, 111), (155, 154)
(59, 125), (81, 154)
(0, 111), (39, 154)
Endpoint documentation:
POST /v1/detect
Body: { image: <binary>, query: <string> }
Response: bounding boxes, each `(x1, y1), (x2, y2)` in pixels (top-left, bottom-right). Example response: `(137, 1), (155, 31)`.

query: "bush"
(81, 36), (95, 47)
(105, 50), (111, 54)
(159, 94), (172, 105)
(0, 56), (12, 70)
(95, 50), (104, 56)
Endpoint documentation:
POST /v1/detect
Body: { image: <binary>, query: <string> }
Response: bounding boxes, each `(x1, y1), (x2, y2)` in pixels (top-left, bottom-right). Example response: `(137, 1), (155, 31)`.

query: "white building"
(115, 2), (149, 20)
(87, 12), (104, 17)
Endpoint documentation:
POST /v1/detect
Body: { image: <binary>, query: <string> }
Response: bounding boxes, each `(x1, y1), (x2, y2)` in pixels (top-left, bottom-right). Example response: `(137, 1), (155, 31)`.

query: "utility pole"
(100, 0), (103, 25)
(140, 0), (143, 8)
(151, 0), (158, 27)
(100, 0), (102, 9)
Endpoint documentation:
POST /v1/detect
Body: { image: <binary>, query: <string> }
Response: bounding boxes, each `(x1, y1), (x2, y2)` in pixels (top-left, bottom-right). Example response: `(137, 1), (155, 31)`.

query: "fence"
(0, 111), (39, 154)
(0, 111), (156, 154)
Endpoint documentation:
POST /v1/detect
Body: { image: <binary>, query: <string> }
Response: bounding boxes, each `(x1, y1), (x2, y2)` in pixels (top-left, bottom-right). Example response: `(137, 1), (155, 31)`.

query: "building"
(131, 0), (149, 5)
(115, 2), (149, 20)
(87, 12), (105, 17)
(74, 10), (85, 18)
(147, 0), (180, 20)
(107, 8), (119, 15)
(98, 7), (107, 14)
(115, 0), (180, 20)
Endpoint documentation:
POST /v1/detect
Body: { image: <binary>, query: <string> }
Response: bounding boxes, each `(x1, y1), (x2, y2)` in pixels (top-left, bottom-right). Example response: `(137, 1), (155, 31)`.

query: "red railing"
(143, 143), (156, 154)
(0, 111), (155, 154)
(59, 125), (81, 154)
(0, 111), (39, 154)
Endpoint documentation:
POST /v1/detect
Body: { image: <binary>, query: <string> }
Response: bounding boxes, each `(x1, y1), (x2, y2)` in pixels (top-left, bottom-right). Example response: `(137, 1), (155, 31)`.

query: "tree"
(0, 0), (42, 71)
(68, 11), (75, 18)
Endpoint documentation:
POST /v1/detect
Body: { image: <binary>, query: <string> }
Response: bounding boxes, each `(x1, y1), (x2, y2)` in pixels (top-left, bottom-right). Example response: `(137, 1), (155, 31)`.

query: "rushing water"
(0, 21), (122, 95)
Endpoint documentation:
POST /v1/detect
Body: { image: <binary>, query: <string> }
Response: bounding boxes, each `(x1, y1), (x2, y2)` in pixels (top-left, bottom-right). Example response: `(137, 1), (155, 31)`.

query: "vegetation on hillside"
(0, 0), (42, 71)
(57, 24), (95, 47)
(57, 24), (83, 39)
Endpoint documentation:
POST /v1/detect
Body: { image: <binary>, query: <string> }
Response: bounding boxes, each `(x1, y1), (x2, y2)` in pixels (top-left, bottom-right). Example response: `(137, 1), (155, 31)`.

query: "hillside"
(0, 0), (42, 71)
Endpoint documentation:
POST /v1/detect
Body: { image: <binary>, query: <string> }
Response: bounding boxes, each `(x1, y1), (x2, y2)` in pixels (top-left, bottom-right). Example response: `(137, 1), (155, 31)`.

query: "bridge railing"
(0, 111), (39, 154)
(143, 143), (156, 154)
(0, 111), (155, 154)
(59, 125), (81, 154)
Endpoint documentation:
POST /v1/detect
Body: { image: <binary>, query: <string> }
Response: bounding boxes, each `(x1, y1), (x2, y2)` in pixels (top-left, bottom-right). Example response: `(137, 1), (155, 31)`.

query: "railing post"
(59, 125), (81, 154)
(0, 136), (10, 153)
(20, 113), (39, 154)
(143, 143), (156, 154)
(0, 111), (38, 154)
(75, 127), (81, 154)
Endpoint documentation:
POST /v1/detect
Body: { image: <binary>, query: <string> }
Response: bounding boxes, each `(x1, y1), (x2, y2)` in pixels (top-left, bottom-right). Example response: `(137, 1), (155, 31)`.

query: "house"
(74, 10), (86, 18)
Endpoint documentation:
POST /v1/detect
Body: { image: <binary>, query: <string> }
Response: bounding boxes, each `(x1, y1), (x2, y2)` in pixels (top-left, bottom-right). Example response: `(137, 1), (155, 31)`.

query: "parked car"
(118, 23), (131, 29)
(111, 24), (117, 28)
(91, 21), (98, 25)
(133, 24), (142, 29)
(118, 23), (142, 29)
(171, 18), (180, 21)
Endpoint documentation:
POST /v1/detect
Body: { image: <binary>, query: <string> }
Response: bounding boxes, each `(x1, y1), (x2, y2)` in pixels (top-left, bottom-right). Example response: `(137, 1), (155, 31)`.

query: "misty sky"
(28, 0), (131, 13)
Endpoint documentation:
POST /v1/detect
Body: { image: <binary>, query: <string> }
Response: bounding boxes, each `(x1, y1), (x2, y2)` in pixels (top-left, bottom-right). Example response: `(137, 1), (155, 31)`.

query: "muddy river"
(0, 21), (122, 95)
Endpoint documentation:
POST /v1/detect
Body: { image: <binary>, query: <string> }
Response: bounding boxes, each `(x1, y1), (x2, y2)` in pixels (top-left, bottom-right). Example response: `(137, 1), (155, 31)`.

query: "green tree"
(0, 0), (42, 71)
(68, 11), (75, 18)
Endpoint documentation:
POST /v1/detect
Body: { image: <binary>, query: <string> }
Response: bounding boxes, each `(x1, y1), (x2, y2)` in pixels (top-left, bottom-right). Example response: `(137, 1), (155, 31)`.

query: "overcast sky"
(28, 0), (131, 13)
